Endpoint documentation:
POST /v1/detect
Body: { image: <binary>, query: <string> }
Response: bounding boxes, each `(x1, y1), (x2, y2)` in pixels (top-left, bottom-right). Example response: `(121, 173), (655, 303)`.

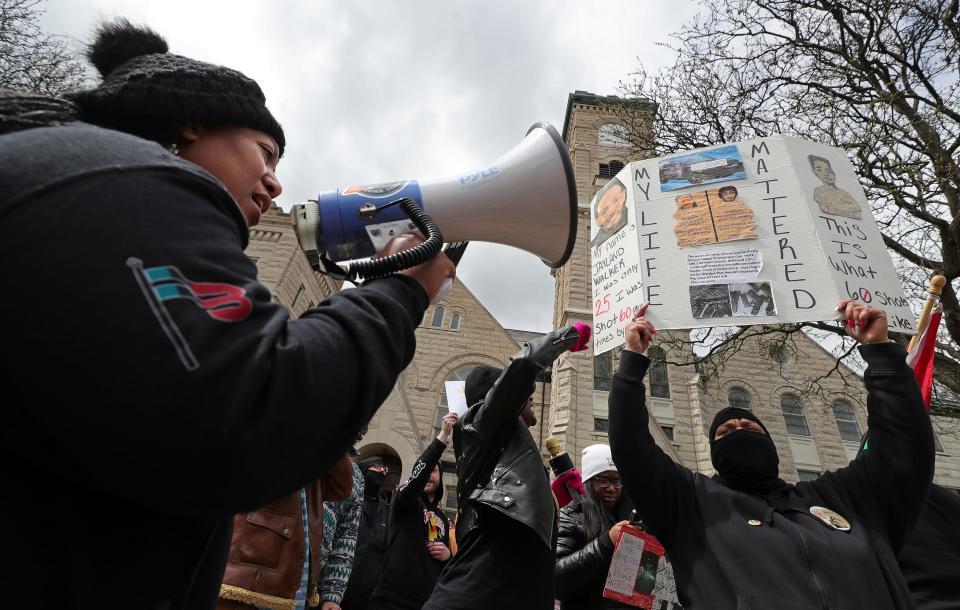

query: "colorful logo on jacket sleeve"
(127, 257), (253, 371)
(140, 265), (252, 321)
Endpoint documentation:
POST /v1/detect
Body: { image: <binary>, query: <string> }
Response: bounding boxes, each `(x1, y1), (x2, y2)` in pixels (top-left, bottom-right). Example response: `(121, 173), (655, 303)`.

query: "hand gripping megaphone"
(291, 122), (577, 281)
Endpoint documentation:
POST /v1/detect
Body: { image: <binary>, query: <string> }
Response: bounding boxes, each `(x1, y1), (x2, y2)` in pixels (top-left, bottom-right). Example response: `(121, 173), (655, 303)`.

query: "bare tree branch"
(0, 0), (87, 95)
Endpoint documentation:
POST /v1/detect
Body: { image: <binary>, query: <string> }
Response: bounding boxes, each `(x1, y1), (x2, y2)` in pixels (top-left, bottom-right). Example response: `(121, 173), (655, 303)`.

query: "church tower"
(548, 91), (657, 463)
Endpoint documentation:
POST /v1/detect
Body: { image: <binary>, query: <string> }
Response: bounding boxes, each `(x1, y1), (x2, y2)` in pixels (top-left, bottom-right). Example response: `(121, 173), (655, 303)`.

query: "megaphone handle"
(345, 198), (444, 282)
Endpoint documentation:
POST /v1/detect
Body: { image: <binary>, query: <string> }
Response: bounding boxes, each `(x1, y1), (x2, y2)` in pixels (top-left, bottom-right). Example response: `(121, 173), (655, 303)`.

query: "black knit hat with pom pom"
(71, 19), (284, 155)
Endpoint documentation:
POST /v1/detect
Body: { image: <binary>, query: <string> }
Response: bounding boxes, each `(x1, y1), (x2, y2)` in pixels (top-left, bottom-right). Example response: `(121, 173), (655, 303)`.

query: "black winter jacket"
(555, 500), (635, 610)
(0, 124), (428, 609)
(609, 344), (934, 610)
(897, 483), (960, 610)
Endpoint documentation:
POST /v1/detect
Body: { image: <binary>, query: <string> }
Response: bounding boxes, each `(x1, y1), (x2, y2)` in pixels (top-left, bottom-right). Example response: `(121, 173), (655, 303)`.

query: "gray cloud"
(42, 0), (698, 331)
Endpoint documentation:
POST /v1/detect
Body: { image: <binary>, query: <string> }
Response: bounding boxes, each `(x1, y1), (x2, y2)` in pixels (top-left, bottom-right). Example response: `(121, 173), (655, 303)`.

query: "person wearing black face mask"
(709, 408), (782, 493)
(609, 301), (934, 609)
(341, 456), (391, 610)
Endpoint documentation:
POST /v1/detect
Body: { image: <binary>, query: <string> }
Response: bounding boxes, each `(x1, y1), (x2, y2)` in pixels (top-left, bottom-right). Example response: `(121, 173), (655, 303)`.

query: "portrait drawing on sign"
(808, 155), (862, 220)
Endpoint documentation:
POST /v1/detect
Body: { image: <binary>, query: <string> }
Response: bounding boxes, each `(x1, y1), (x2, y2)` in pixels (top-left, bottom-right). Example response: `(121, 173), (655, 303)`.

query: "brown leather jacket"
(218, 456), (354, 610)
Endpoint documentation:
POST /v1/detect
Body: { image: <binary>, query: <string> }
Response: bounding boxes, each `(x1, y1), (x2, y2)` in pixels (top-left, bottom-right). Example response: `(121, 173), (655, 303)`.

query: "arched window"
(594, 351), (612, 391)
(450, 313), (461, 330)
(648, 347), (670, 398)
(728, 388), (751, 410)
(597, 123), (630, 148)
(781, 395), (810, 436)
(435, 366), (477, 436)
(832, 401), (861, 442)
(430, 305), (445, 328)
(598, 159), (626, 177)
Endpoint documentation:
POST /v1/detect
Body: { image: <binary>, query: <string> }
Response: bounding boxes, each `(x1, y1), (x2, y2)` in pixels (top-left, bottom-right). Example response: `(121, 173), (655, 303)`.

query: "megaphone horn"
(291, 122), (578, 277)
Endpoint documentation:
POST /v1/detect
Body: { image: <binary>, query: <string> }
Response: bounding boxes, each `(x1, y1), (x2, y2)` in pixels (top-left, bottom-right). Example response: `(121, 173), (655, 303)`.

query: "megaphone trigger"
(432, 278), (454, 305)
(442, 241), (470, 266)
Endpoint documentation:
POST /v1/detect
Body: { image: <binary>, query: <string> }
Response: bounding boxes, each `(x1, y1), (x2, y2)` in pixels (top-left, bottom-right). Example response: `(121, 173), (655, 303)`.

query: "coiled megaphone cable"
(341, 198), (444, 283)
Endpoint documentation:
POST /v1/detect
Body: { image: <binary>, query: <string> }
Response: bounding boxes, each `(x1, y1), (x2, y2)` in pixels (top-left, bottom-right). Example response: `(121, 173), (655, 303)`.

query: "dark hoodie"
(368, 439), (451, 610)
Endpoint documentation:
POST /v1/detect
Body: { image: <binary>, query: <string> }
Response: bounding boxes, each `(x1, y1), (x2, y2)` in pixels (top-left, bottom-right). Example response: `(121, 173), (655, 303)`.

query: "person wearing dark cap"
(608, 301), (934, 609)
(0, 18), (454, 610)
(342, 456), (392, 610)
(424, 324), (591, 610)
(369, 411), (458, 610)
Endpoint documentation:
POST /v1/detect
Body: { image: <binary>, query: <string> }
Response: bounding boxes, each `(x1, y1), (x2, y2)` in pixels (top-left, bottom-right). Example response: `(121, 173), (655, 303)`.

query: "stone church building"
(248, 91), (960, 515)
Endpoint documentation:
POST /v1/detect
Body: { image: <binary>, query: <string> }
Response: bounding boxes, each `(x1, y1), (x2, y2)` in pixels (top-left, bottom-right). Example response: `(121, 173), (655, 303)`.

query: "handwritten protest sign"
(602, 525), (681, 609)
(590, 136), (915, 354)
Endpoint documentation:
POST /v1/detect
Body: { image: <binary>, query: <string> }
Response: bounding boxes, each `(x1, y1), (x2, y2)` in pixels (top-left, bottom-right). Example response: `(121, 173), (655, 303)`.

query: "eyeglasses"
(594, 477), (623, 489)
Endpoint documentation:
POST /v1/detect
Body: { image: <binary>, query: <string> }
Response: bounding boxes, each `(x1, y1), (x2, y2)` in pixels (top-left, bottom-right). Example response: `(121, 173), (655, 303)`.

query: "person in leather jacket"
(423, 325), (586, 610)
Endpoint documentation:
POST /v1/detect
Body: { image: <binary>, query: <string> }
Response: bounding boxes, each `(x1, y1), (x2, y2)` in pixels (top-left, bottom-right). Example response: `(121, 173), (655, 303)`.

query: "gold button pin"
(747, 519), (762, 526)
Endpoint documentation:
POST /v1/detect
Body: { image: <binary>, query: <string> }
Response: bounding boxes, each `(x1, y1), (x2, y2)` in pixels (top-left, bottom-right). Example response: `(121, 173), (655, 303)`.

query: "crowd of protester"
(1, 16), (956, 610)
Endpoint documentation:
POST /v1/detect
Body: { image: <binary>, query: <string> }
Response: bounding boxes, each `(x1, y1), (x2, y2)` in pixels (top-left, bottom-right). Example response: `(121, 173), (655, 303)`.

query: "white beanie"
(581, 444), (617, 483)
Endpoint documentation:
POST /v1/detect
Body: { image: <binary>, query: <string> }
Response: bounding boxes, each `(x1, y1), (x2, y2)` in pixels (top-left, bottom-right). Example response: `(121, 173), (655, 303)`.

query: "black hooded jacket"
(609, 343), (934, 610)
(369, 438), (450, 610)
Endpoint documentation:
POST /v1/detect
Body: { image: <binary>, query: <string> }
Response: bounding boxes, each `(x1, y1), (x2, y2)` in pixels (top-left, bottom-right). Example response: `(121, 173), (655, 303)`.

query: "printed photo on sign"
(807, 155), (862, 220)
(424, 510), (446, 541)
(673, 185), (758, 247)
(658, 144), (746, 192)
(633, 550), (659, 596)
(689, 284), (733, 319)
(729, 282), (776, 317)
(592, 177), (629, 249)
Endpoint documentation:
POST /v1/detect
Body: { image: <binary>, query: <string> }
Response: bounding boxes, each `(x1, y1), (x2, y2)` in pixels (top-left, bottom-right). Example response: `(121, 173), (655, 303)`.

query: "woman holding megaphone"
(0, 18), (453, 610)
(609, 302), (933, 609)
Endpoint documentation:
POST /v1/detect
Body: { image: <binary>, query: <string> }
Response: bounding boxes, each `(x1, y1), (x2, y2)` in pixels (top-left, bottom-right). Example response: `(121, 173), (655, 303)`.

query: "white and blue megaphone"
(291, 122), (577, 281)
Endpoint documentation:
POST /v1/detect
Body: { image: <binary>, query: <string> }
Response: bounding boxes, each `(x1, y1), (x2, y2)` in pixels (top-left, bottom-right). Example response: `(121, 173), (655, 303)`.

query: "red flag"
(906, 309), (941, 409)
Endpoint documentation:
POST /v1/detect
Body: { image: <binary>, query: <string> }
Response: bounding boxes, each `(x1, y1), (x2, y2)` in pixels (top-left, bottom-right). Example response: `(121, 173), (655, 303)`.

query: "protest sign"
(602, 525), (681, 609)
(444, 380), (469, 417)
(590, 136), (916, 354)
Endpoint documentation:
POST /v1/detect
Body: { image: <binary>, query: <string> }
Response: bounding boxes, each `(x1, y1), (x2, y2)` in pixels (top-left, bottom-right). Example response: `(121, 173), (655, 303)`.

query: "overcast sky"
(41, 0), (700, 331)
